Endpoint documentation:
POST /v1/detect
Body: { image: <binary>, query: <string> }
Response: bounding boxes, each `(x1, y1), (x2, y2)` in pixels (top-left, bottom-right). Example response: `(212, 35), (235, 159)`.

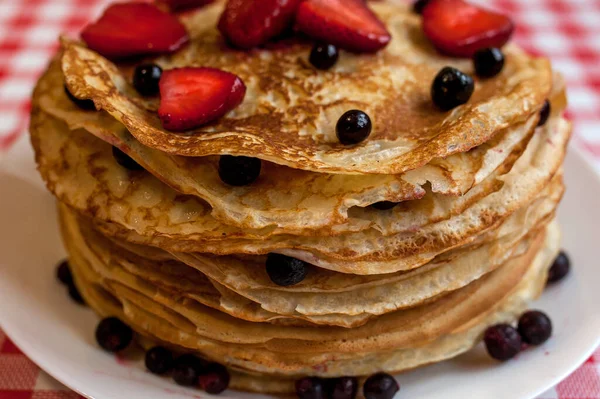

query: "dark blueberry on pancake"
(266, 253), (308, 286)
(473, 47), (505, 78)
(64, 85), (96, 110)
(412, 0), (431, 14)
(538, 100), (551, 127)
(336, 110), (372, 145)
(371, 201), (398, 210)
(133, 63), (163, 96)
(431, 67), (474, 111)
(112, 147), (143, 171)
(218, 155), (261, 186)
(310, 43), (339, 70)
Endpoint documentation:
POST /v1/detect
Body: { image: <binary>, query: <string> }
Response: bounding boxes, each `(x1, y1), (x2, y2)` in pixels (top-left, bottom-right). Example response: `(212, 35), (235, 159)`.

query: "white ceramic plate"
(1, 135), (599, 399)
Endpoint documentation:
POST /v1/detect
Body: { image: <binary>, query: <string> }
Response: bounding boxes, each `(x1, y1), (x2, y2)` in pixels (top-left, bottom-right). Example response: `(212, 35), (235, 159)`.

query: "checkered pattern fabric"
(0, 0), (599, 398)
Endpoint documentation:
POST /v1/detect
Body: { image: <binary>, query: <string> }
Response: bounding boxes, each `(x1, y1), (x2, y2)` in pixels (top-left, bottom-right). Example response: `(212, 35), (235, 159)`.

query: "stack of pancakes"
(30, 1), (569, 394)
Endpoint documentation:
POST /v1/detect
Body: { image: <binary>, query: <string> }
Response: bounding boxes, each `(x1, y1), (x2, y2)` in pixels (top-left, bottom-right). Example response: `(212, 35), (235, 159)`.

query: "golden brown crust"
(60, 2), (553, 174)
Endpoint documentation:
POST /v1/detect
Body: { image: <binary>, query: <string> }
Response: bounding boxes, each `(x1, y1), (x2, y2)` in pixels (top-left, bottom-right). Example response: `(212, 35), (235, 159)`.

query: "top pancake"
(61, 1), (552, 174)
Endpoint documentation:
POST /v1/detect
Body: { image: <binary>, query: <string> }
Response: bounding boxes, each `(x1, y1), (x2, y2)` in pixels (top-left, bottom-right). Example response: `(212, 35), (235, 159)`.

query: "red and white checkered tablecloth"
(0, 0), (599, 398)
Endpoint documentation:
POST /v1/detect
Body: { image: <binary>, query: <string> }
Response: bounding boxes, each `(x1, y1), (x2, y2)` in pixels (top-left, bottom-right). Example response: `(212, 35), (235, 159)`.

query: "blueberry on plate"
(198, 363), (230, 394)
(484, 323), (522, 361)
(547, 250), (570, 283)
(95, 317), (133, 353)
(145, 346), (174, 375)
(68, 283), (86, 306)
(56, 260), (73, 286)
(296, 377), (325, 399)
(172, 354), (206, 386)
(363, 372), (399, 399)
(518, 310), (552, 346)
(328, 376), (358, 399)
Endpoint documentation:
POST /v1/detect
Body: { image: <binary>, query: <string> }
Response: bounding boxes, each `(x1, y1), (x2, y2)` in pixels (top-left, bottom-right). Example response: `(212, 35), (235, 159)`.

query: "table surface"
(0, 0), (599, 398)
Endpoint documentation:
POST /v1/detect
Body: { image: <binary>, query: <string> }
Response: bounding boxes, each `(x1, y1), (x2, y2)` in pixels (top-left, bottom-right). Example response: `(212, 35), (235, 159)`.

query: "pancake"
(36, 57), (565, 231)
(30, 102), (570, 273)
(59, 191), (557, 326)
(64, 217), (559, 387)
(86, 118), (569, 275)
(29, 0), (571, 393)
(60, 1), (552, 174)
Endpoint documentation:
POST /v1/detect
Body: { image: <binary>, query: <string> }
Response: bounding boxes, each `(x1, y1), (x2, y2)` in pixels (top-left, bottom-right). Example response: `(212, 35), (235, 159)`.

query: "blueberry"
(56, 260), (73, 286)
(266, 253), (308, 287)
(518, 310), (552, 346)
(473, 48), (505, 78)
(218, 155), (261, 186)
(95, 317), (133, 353)
(172, 354), (206, 386)
(68, 283), (86, 306)
(112, 147), (143, 171)
(328, 377), (358, 399)
(547, 250), (570, 284)
(538, 100), (551, 127)
(412, 0), (431, 14)
(145, 346), (173, 375)
(310, 44), (339, 70)
(371, 201), (398, 210)
(64, 85), (96, 111)
(133, 64), (163, 96)
(198, 363), (230, 394)
(363, 373), (399, 399)
(484, 324), (522, 361)
(336, 110), (372, 145)
(431, 67), (475, 111)
(295, 377), (325, 399)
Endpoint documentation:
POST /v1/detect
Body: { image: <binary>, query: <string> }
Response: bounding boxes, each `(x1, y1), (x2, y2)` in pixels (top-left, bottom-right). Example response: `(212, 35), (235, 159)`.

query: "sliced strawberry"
(158, 67), (246, 131)
(218, 0), (303, 49)
(422, 0), (514, 57)
(157, 0), (215, 12)
(81, 2), (189, 59)
(294, 0), (391, 53)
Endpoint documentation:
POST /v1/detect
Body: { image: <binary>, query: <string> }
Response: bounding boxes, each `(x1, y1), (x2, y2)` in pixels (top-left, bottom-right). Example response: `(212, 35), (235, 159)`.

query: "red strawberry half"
(158, 0), (215, 12)
(81, 2), (189, 59)
(422, 0), (514, 57)
(218, 0), (303, 49)
(158, 67), (246, 131)
(294, 0), (391, 53)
